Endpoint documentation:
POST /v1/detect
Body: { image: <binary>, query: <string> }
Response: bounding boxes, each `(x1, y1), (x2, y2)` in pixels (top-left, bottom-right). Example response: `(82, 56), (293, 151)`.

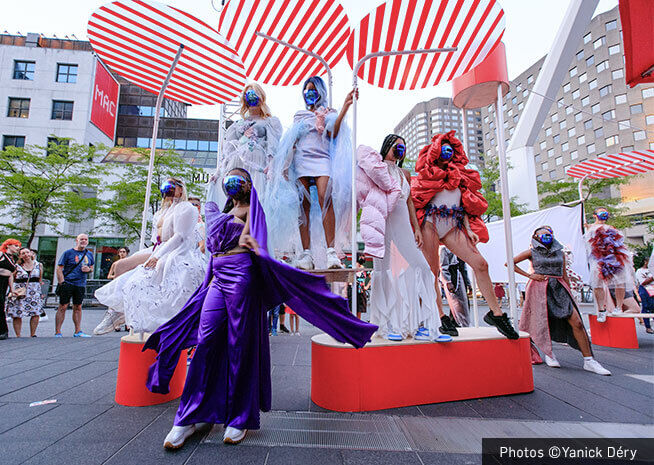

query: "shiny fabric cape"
(410, 131), (489, 243)
(144, 185), (377, 394)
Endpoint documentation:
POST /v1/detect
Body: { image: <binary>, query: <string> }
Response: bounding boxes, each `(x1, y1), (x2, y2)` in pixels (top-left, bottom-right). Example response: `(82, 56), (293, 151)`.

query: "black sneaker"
(279, 324), (290, 334)
(439, 315), (459, 337)
(483, 311), (519, 340)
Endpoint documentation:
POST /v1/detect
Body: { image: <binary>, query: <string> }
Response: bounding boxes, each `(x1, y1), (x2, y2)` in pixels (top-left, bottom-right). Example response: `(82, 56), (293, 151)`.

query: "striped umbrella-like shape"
(88, 0), (246, 104)
(566, 150), (654, 179)
(218, 0), (350, 87)
(347, 0), (506, 90)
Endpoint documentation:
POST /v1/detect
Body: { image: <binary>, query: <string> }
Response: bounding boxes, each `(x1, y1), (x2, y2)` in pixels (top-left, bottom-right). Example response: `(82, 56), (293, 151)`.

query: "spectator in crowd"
(494, 283), (505, 307)
(107, 247), (130, 280)
(348, 255), (370, 320)
(7, 247), (44, 337)
(0, 239), (21, 340)
(635, 256), (654, 334)
(55, 234), (94, 338)
(188, 196), (206, 254)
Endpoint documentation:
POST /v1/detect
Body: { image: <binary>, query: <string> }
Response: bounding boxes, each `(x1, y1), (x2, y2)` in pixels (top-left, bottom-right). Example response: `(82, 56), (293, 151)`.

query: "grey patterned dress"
(7, 263), (44, 318)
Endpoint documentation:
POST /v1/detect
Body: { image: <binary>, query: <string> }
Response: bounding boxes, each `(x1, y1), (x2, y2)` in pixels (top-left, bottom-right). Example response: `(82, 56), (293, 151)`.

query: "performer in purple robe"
(144, 168), (377, 449)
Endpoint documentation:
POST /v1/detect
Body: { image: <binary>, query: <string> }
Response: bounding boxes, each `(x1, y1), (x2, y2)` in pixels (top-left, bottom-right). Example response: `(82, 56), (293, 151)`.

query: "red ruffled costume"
(411, 131), (489, 243)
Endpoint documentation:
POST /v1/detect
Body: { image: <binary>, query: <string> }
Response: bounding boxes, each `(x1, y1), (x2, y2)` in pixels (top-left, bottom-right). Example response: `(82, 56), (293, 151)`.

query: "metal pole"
(217, 103), (226, 171)
(138, 44), (184, 250)
(350, 46), (457, 315)
(255, 32), (333, 106)
(494, 84), (518, 326)
(460, 108), (480, 327)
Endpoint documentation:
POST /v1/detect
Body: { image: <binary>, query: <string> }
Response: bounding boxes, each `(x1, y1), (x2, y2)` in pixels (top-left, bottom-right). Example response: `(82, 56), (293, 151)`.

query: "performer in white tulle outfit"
(207, 83), (282, 208)
(94, 178), (207, 334)
(356, 136), (449, 342)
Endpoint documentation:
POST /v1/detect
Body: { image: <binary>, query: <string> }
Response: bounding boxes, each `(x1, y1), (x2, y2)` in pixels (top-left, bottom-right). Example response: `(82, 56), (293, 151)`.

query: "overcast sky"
(3, 0), (619, 147)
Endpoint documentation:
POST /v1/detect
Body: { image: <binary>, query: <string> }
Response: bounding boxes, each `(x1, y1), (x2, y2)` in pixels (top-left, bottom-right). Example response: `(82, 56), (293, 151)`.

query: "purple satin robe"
(144, 186), (377, 430)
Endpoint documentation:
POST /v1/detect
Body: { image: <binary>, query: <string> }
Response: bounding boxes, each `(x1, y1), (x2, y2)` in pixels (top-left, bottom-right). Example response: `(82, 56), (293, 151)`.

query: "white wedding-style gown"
(369, 161), (442, 339)
(95, 200), (207, 333)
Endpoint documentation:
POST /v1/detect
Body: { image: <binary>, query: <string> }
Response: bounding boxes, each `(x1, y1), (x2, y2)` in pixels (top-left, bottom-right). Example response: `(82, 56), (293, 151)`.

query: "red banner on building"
(90, 60), (119, 140)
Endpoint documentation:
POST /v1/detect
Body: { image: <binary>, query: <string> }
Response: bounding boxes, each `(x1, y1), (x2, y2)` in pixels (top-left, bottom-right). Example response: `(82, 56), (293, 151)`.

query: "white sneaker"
(597, 310), (607, 323)
(326, 247), (343, 269)
(164, 424), (195, 449)
(583, 358), (611, 376)
(223, 426), (247, 444)
(295, 249), (314, 270)
(93, 309), (123, 335)
(544, 354), (561, 368)
(112, 312), (126, 331)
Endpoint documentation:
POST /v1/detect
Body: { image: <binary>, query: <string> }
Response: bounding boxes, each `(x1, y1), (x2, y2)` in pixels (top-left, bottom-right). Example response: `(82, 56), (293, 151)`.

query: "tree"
(99, 147), (204, 244)
(537, 176), (633, 229)
(0, 140), (108, 247)
(479, 156), (529, 222)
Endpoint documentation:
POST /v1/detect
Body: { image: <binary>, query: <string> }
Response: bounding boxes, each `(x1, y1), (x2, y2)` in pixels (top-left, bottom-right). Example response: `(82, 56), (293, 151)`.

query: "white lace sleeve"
(152, 202), (198, 259)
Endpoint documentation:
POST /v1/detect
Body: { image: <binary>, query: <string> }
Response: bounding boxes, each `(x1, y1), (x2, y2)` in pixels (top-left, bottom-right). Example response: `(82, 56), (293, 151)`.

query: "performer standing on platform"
(584, 207), (635, 322)
(207, 83), (282, 207)
(512, 226), (611, 375)
(94, 178), (207, 334)
(411, 131), (518, 339)
(439, 245), (470, 327)
(145, 168), (376, 448)
(266, 76), (355, 269)
(356, 137), (450, 342)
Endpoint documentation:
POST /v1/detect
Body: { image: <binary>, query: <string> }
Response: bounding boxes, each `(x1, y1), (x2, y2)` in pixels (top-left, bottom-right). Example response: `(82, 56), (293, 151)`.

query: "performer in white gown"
(356, 136), (450, 342)
(94, 178), (207, 334)
(207, 83), (282, 207)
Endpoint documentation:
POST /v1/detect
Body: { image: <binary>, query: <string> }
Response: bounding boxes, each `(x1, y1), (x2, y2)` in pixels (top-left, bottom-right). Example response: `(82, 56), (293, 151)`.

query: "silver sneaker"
(164, 424), (195, 449)
(295, 249), (314, 270)
(93, 309), (123, 335)
(326, 247), (343, 269)
(223, 426), (247, 444)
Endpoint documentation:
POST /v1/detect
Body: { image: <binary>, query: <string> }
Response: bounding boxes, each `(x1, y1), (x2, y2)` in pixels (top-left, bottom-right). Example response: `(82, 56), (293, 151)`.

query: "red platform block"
(588, 314), (639, 349)
(311, 327), (533, 412)
(115, 334), (187, 407)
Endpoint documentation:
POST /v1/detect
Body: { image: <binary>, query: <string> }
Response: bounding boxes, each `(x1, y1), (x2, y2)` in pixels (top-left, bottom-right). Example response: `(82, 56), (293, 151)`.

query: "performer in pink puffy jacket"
(356, 135), (450, 342)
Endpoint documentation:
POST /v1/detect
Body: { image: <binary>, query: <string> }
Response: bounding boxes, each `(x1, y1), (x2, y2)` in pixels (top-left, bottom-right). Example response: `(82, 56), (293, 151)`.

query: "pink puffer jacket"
(356, 145), (401, 258)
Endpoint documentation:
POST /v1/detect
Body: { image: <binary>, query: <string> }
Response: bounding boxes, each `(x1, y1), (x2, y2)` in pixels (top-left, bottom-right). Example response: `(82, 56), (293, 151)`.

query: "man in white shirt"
(636, 254), (654, 334)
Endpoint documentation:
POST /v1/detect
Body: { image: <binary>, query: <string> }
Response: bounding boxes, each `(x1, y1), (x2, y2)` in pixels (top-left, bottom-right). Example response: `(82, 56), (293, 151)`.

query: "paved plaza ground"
(0, 305), (652, 465)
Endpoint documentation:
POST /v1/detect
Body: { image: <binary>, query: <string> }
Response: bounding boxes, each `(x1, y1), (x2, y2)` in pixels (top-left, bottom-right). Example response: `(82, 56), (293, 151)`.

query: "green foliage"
(98, 147), (204, 243)
(0, 140), (108, 247)
(537, 176), (633, 229)
(479, 156), (529, 222)
(632, 242), (652, 269)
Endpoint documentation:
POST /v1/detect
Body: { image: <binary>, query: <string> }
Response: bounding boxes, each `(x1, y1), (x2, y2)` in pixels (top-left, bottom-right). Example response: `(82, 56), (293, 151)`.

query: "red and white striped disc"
(347, 0), (505, 90)
(219, 0), (350, 87)
(88, 0), (246, 105)
(566, 150), (654, 179)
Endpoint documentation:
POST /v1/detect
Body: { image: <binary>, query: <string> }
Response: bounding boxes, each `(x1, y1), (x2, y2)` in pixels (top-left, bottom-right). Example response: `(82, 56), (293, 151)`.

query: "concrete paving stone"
(3, 439), (55, 465)
(418, 451), (481, 465)
(0, 402), (59, 434)
(51, 368), (118, 405)
(0, 359), (89, 397)
(0, 358), (53, 379)
(417, 401), (483, 418)
(462, 396), (542, 420)
(508, 388), (602, 422)
(186, 443), (270, 465)
(264, 445), (345, 465)
(341, 449), (423, 465)
(271, 365), (311, 412)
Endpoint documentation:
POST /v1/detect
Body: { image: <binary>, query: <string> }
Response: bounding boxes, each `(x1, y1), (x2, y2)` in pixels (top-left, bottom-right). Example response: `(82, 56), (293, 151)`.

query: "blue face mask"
(440, 143), (454, 161)
(222, 174), (249, 198)
(536, 233), (554, 246)
(245, 89), (259, 107)
(597, 211), (609, 221)
(394, 143), (406, 160)
(160, 180), (178, 197)
(303, 88), (320, 106)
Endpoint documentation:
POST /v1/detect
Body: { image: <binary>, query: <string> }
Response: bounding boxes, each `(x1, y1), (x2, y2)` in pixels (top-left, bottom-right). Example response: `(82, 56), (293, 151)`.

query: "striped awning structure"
(566, 150), (654, 179)
(88, 0), (246, 105)
(218, 0), (350, 86)
(346, 0), (506, 90)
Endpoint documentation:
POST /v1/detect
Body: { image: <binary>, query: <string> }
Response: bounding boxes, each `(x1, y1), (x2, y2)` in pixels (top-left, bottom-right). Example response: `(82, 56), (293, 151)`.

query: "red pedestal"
(589, 315), (639, 349)
(311, 328), (534, 412)
(115, 334), (187, 407)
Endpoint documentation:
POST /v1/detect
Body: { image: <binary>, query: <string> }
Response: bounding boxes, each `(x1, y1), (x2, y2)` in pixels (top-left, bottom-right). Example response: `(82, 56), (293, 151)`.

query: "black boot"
(279, 324), (290, 334)
(439, 315), (459, 337)
(483, 311), (519, 340)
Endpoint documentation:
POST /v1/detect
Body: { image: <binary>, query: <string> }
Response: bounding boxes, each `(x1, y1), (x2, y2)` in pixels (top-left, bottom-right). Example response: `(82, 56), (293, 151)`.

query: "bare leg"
(315, 176), (335, 247)
(55, 304), (68, 334)
(613, 287), (625, 311)
(420, 222), (446, 318)
(12, 318), (21, 337)
(298, 177), (312, 250)
(568, 310), (592, 357)
(30, 315), (39, 337)
(593, 287), (606, 311)
(621, 297), (641, 314)
(441, 229), (502, 316)
(72, 304), (82, 333)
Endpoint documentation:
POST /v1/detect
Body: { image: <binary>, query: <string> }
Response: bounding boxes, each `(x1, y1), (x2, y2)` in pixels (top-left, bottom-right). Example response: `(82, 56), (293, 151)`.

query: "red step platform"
(115, 333), (187, 407)
(588, 314), (638, 349)
(311, 327), (533, 412)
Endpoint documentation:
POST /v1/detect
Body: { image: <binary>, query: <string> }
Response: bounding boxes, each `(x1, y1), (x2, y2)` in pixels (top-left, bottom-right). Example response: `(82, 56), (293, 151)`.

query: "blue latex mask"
(537, 233), (554, 246)
(245, 89), (259, 107)
(394, 143), (406, 160)
(222, 174), (249, 198)
(303, 88), (320, 106)
(597, 211), (609, 221)
(160, 180), (178, 197)
(440, 143), (454, 161)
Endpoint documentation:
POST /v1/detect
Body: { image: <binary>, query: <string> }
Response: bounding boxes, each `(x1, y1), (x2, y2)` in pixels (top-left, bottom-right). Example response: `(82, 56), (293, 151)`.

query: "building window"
(540, 141), (547, 150)
(56, 64), (78, 83)
(46, 137), (70, 155)
(576, 50), (584, 61)
(518, 102), (524, 110)
(512, 96), (517, 104)
(527, 75), (534, 84)
(591, 103), (600, 114)
(634, 130), (646, 141)
(571, 150), (578, 160)
(579, 72), (587, 83)
(2, 135), (25, 149)
(574, 112), (582, 122)
(602, 109), (615, 120)
(545, 127), (552, 136)
(605, 135), (618, 146)
(608, 44), (620, 55)
(577, 135), (585, 145)
(599, 84), (612, 97)
(621, 146), (633, 152)
(513, 115), (518, 123)
(618, 120), (629, 130)
(561, 142), (569, 151)
(537, 175), (543, 181)
(587, 143), (596, 154)
(558, 98), (564, 107)
(594, 127), (604, 138)
(570, 67), (578, 77)
(552, 113), (559, 122)
(583, 119), (593, 129)
(566, 106), (573, 115)
(630, 103), (643, 114)
(559, 120), (566, 129)
(642, 87), (654, 99)
(593, 36), (606, 49)
(611, 69), (624, 80)
(7, 97), (30, 118)
(586, 55), (595, 66)
(647, 115), (654, 125)
(615, 94), (627, 105)
(596, 60), (609, 73)
(568, 127), (576, 137)
(583, 32), (591, 44)
(522, 88), (528, 97)
(605, 20), (617, 31)
(581, 96), (589, 106)
(13, 60), (36, 80)
(553, 134), (560, 143)
(549, 170), (557, 180)
(51, 100), (74, 120)
(563, 82), (571, 92)
(555, 156), (563, 165)
(572, 89), (580, 99)
(547, 148), (554, 157)
(588, 79), (597, 89)
(541, 162), (549, 171)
